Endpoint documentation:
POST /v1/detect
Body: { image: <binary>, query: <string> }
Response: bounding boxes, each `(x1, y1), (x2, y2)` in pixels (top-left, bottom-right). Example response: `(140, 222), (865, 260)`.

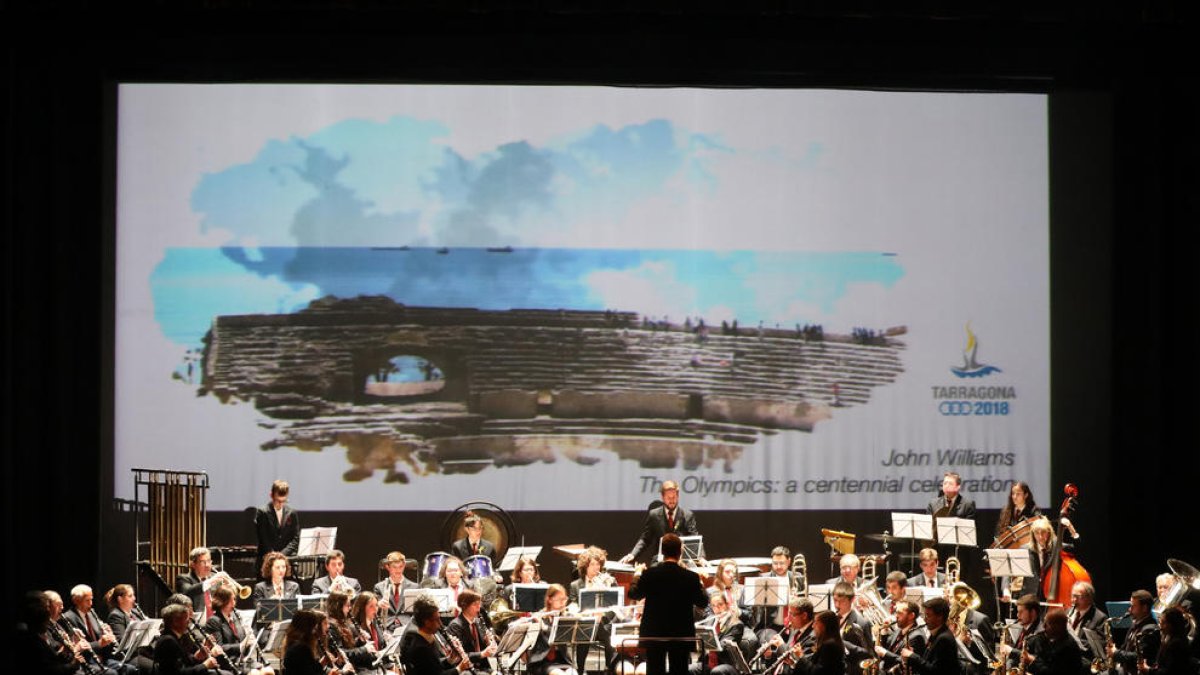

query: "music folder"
(578, 587), (623, 611)
(513, 583), (551, 612)
(498, 546), (543, 572)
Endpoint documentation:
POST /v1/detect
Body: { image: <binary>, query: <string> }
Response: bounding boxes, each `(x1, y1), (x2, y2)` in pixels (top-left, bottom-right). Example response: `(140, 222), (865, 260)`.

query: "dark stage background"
(3, 2), (1198, 630)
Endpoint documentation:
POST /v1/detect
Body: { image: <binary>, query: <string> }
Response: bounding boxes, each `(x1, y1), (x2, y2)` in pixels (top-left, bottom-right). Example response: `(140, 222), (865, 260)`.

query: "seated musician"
(884, 572), (908, 614)
(527, 584), (578, 675)
(900, 598), (960, 675)
(708, 559), (749, 622)
(204, 585), (271, 675)
(351, 591), (390, 658)
(176, 548), (217, 618)
(282, 608), (341, 675)
(446, 589), (498, 672)
(1140, 607), (1193, 675)
(15, 590), (78, 675)
(421, 556), (478, 615)
(63, 584), (132, 674)
(506, 556), (542, 607)
(154, 602), (222, 675)
(399, 597), (471, 675)
(831, 582), (873, 649)
(327, 589), (378, 671)
(451, 512), (497, 564)
(995, 482), (1042, 538)
(797, 610), (848, 675)
(874, 600), (927, 674)
(908, 549), (946, 589)
(375, 551), (420, 627)
(1107, 590), (1160, 675)
(567, 546), (617, 674)
(689, 592), (746, 675)
(312, 550), (363, 595)
(752, 547), (798, 636)
(1066, 582), (1107, 641)
(252, 551), (300, 601)
(826, 554), (861, 586)
(762, 598), (817, 675)
(1021, 609), (1087, 675)
(1155, 574), (1175, 607)
(104, 583), (146, 644)
(999, 595), (1044, 670)
(43, 590), (99, 674)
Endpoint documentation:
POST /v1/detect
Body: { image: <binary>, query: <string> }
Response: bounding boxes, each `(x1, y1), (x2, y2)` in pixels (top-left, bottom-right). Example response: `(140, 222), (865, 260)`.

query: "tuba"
(947, 581), (981, 638)
(792, 554), (809, 598)
(855, 578), (894, 629)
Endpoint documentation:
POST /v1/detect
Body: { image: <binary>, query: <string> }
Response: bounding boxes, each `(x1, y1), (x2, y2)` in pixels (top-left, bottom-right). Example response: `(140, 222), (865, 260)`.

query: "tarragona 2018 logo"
(950, 322), (1002, 378)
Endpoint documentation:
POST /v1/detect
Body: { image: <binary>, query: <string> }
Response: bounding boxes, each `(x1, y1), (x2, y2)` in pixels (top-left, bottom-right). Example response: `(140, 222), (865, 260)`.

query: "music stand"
(660, 536), (705, 564)
(372, 630), (404, 669)
(296, 594), (326, 609)
(298, 527), (338, 556)
(892, 513), (934, 575)
(935, 517), (977, 559)
(579, 588), (624, 611)
(498, 546), (543, 573)
(118, 619), (161, 663)
(806, 584), (833, 612)
(551, 615), (598, 649)
(744, 576), (788, 608)
(265, 619), (291, 655)
(255, 598), (300, 625)
(513, 583), (550, 612)
(499, 620), (541, 669)
(985, 548), (1033, 623)
(404, 588), (454, 614)
(1105, 602), (1132, 629)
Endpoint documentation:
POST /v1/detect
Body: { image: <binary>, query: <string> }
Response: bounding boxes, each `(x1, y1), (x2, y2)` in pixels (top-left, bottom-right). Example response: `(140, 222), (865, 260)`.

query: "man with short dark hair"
(761, 598), (816, 675)
(901, 597), (960, 675)
(311, 549), (363, 595)
(450, 512), (497, 564)
(630, 534), (709, 675)
(175, 547), (216, 617)
(401, 597), (471, 675)
(1000, 595), (1044, 670)
(874, 600), (927, 673)
(254, 480), (300, 571)
(620, 482), (700, 565)
(885, 571), (909, 612)
(926, 472), (977, 519)
(1107, 590), (1159, 675)
(909, 549), (946, 589)
(1023, 609), (1088, 675)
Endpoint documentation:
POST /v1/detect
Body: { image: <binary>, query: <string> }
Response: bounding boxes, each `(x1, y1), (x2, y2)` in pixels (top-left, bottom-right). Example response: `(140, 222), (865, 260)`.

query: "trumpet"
(792, 553), (809, 598)
(330, 575), (357, 596)
(589, 572), (617, 589)
(205, 570), (253, 600)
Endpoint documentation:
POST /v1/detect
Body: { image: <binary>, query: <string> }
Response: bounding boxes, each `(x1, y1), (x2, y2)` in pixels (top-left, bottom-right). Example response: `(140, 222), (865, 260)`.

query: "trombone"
(792, 554), (809, 598)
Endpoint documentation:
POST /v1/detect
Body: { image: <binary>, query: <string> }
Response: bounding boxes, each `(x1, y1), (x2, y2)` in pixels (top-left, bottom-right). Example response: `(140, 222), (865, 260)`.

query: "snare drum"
(465, 554), (494, 580)
(423, 551), (450, 580)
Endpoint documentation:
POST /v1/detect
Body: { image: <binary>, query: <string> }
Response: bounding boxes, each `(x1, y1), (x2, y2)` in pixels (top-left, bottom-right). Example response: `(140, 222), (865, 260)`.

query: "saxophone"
(1091, 618), (1114, 673)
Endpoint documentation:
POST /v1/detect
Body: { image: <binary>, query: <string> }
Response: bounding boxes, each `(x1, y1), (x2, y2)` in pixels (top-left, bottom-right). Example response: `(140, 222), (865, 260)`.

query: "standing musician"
(176, 548), (217, 618)
(1021, 609), (1087, 675)
(995, 483), (1042, 537)
(629, 534), (709, 675)
(399, 597), (470, 675)
(927, 473), (977, 520)
(908, 550), (946, 590)
(375, 551), (419, 628)
(620, 481), (699, 565)
(527, 584), (579, 675)
(253, 479), (300, 573)
(827, 555), (862, 586)
(446, 589), (498, 673)
(1107, 591), (1160, 675)
(1139, 607), (1195, 675)
(104, 583), (146, 643)
(252, 551), (300, 601)
(282, 608), (341, 675)
(312, 550), (364, 595)
(798, 610), (849, 675)
(1066, 582), (1107, 641)
(689, 592), (745, 675)
(506, 556), (542, 607)
(327, 589), (378, 671)
(451, 512), (498, 564)
(874, 600), (928, 675)
(1008, 520), (1054, 603)
(900, 597), (961, 675)
(153, 603), (224, 675)
(761, 598), (817, 675)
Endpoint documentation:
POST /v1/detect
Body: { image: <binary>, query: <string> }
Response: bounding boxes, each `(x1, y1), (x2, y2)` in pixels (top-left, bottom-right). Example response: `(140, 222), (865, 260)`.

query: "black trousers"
(645, 641), (692, 675)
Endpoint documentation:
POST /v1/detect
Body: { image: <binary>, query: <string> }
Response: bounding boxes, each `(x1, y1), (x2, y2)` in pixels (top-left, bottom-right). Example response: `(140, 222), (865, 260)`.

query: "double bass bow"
(1041, 483), (1091, 608)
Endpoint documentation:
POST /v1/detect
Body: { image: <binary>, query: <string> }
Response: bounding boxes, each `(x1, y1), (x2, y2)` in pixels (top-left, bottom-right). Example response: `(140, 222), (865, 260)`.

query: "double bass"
(1040, 483), (1091, 608)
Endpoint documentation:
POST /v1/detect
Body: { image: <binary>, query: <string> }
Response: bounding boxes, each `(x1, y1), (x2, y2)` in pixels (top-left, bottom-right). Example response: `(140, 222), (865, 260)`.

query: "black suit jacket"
(1066, 606), (1107, 640)
(907, 625), (962, 675)
(630, 560), (709, 640)
(926, 495), (977, 519)
(400, 629), (460, 675)
(626, 506), (699, 562)
(175, 570), (211, 607)
(797, 640), (847, 675)
(1026, 634), (1088, 675)
(153, 631), (210, 675)
(62, 607), (112, 656)
(283, 642), (326, 675)
(204, 611), (246, 657)
(446, 615), (492, 669)
(450, 537), (497, 563)
(878, 626), (929, 670)
(251, 579), (300, 601)
(1114, 616), (1160, 670)
(254, 503), (300, 560)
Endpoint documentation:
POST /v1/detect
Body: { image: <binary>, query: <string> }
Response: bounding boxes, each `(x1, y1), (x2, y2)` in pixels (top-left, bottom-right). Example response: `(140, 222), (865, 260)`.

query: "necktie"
(667, 510), (675, 531)
(473, 542), (479, 555)
(229, 615), (239, 639)
(371, 622), (380, 650)
(85, 614), (96, 641)
(472, 621), (480, 650)
(393, 584), (401, 611)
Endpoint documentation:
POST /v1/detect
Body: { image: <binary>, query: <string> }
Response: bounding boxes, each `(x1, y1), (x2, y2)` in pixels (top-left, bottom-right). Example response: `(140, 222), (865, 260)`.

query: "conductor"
(620, 481), (699, 564)
(629, 533), (709, 675)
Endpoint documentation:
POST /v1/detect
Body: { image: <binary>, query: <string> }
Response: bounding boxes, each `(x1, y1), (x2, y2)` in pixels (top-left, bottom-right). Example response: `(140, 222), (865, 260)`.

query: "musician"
(1022, 609), (1087, 675)
(176, 548), (218, 618)
(203, 586), (246, 660)
(252, 551), (300, 601)
(901, 597), (960, 675)
(450, 512), (497, 564)
(826, 555), (862, 586)
(375, 551), (420, 627)
(49, 589), (111, 675)
(1155, 575), (1175, 606)
(1140, 607), (1194, 675)
(105, 583), (145, 643)
(327, 589), (378, 670)
(1007, 519), (1054, 603)
(689, 593), (745, 675)
(996, 482), (1042, 536)
(422, 556), (479, 615)
(568, 547), (618, 673)
(399, 597), (470, 675)
(908, 550), (946, 589)
(1066, 582), (1107, 640)
(446, 589), (497, 672)
(620, 481), (700, 565)
(831, 582), (873, 649)
(528, 584), (579, 675)
(1000, 596), (1044, 671)
(15, 590), (78, 675)
(506, 555), (543, 608)
(253, 479), (300, 572)
(629, 533), (710, 675)
(63, 584), (131, 673)
(282, 608), (340, 675)
(1108, 591), (1160, 675)
(352, 591), (389, 657)
(755, 547), (798, 634)
(709, 559), (750, 623)
(874, 600), (928, 674)
(154, 603), (222, 675)
(312, 550), (364, 595)
(926, 473), (976, 520)
(762, 598), (817, 675)
(797, 610), (848, 675)
(884, 573), (909, 613)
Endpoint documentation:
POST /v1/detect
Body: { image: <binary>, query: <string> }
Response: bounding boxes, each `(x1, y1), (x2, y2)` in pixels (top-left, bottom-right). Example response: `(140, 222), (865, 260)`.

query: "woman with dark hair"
(506, 556), (542, 606)
(284, 608), (339, 675)
(1140, 607), (1197, 675)
(528, 584), (578, 675)
(327, 589), (377, 670)
(352, 591), (389, 655)
(104, 583), (144, 642)
(252, 551), (300, 600)
(796, 610), (846, 675)
(996, 482), (1042, 535)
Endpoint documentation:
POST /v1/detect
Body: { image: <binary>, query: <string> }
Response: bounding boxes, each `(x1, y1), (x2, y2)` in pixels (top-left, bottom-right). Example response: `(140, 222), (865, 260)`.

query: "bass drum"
(991, 517), (1036, 549)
